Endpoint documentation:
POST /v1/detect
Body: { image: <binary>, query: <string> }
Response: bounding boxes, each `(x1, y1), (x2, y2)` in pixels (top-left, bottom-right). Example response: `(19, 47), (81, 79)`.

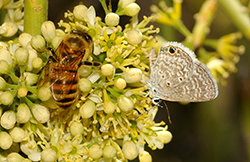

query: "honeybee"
(39, 29), (98, 109)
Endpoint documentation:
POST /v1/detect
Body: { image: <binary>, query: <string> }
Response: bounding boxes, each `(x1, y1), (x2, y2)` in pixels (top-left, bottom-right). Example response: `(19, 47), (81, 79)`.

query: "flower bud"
(0, 131), (13, 150)
(0, 60), (10, 74)
(41, 21), (56, 42)
(1, 110), (16, 129)
(79, 78), (92, 92)
(80, 100), (96, 119)
(1, 22), (18, 37)
(7, 152), (25, 162)
(18, 86), (28, 97)
(18, 33), (32, 47)
(126, 30), (143, 45)
(56, 29), (65, 36)
(124, 3), (140, 16)
(117, 95), (134, 112)
(156, 131), (172, 144)
(37, 84), (51, 101)
(105, 13), (120, 27)
(15, 47), (29, 66)
(114, 78), (126, 90)
(17, 103), (31, 123)
(89, 144), (102, 159)
(26, 48), (38, 71)
(31, 35), (45, 50)
(23, 72), (38, 86)
(31, 104), (50, 123)
(103, 100), (115, 114)
(13, 8), (23, 22)
(0, 76), (6, 90)
(0, 48), (13, 65)
(103, 145), (117, 159)
(0, 91), (14, 105)
(9, 127), (25, 143)
(41, 148), (57, 162)
(118, 0), (135, 8)
(79, 65), (92, 77)
(123, 68), (142, 83)
(70, 121), (84, 136)
(139, 151), (152, 162)
(32, 57), (43, 69)
(51, 36), (63, 49)
(73, 4), (88, 21)
(122, 141), (138, 160)
(101, 64), (115, 76)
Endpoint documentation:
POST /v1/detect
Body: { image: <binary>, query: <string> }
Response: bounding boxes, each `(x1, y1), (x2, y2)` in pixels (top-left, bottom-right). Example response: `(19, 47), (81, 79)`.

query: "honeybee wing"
(37, 58), (52, 88)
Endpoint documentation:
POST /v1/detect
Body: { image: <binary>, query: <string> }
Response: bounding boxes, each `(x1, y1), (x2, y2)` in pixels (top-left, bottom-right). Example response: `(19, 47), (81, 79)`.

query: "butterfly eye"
(168, 46), (176, 54)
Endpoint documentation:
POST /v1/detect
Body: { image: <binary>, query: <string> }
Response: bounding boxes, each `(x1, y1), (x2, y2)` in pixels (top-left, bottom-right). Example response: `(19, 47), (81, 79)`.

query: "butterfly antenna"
(163, 101), (172, 124)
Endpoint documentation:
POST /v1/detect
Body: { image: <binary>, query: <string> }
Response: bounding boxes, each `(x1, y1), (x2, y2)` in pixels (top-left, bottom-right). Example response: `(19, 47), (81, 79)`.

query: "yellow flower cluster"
(0, 0), (172, 161)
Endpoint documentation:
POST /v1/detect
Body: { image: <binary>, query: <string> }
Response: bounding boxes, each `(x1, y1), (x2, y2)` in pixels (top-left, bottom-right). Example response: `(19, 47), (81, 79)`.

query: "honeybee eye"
(84, 34), (91, 41)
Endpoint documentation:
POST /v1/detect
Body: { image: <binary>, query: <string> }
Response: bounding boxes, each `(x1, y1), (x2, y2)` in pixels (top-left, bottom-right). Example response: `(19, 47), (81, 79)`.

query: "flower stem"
(217, 0), (250, 39)
(24, 0), (48, 35)
(174, 20), (191, 37)
(99, 0), (109, 15)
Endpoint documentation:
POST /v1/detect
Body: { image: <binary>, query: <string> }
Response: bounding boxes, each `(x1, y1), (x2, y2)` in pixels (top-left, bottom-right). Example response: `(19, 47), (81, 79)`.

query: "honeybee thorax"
(56, 32), (93, 66)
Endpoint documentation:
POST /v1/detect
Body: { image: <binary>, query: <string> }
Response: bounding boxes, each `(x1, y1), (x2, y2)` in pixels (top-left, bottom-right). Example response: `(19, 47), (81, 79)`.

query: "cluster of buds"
(0, 0), (24, 37)
(0, 0), (172, 161)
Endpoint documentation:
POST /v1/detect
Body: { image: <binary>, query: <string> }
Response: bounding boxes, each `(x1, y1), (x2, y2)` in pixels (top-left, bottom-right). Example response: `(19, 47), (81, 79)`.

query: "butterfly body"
(147, 42), (218, 103)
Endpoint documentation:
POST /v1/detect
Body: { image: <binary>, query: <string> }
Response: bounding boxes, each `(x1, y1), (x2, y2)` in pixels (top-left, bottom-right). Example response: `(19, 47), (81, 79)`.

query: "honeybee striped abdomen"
(50, 63), (79, 109)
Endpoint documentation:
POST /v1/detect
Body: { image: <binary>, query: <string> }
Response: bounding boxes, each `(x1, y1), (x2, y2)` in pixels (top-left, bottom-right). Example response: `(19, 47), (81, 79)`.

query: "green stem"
(216, 0), (250, 39)
(99, 0), (109, 15)
(174, 20), (191, 37)
(24, 0), (48, 35)
(26, 86), (37, 95)
(20, 97), (34, 108)
(106, 87), (120, 98)
(204, 39), (218, 49)
(8, 67), (19, 84)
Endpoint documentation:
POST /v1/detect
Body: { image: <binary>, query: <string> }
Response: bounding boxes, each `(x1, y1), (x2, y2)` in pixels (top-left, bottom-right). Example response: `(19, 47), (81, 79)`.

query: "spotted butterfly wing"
(148, 42), (218, 102)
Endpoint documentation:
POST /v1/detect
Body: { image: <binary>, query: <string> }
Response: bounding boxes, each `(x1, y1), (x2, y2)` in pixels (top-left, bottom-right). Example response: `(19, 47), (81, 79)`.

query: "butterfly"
(147, 42), (218, 104)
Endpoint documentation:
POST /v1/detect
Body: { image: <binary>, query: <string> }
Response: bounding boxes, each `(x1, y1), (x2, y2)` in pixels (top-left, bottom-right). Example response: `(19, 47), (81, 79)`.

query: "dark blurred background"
(48, 0), (250, 161)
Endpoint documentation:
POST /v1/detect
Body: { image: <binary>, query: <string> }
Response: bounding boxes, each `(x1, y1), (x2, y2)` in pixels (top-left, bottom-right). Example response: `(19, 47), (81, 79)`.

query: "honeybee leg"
(47, 47), (57, 62)
(81, 61), (101, 67)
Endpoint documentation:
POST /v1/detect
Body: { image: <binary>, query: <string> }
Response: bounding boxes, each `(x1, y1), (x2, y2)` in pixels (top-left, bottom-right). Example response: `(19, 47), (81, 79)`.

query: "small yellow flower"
(216, 32), (244, 62)
(99, 29), (124, 57)
(151, 0), (182, 26)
